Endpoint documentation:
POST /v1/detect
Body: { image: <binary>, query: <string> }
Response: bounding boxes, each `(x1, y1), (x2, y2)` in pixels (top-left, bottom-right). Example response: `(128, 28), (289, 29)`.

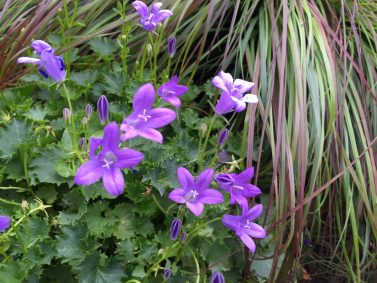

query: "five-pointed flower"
(132, 1), (173, 31)
(0, 215), (11, 233)
(17, 40), (66, 82)
(212, 71), (257, 114)
(157, 75), (188, 107)
(215, 167), (261, 211)
(222, 204), (266, 252)
(168, 167), (224, 217)
(120, 83), (176, 143)
(74, 122), (144, 196)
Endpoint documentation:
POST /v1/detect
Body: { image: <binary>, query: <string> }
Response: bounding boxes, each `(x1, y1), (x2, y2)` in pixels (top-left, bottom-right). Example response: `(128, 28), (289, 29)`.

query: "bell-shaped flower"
(0, 215), (11, 233)
(97, 95), (109, 124)
(168, 35), (176, 57)
(17, 40), (66, 82)
(132, 1), (173, 31)
(168, 167), (224, 217)
(120, 83), (176, 143)
(222, 204), (266, 253)
(74, 122), (144, 196)
(157, 75), (188, 107)
(215, 167), (261, 211)
(170, 218), (182, 240)
(212, 71), (257, 114)
(210, 271), (225, 283)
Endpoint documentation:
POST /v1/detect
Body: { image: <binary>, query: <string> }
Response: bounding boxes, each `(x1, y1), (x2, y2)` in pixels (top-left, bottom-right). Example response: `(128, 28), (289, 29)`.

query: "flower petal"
(133, 83), (155, 112)
(0, 215), (11, 233)
(221, 214), (240, 232)
(234, 79), (255, 94)
(242, 184), (261, 197)
(232, 193), (249, 213)
(31, 40), (53, 54)
(102, 168), (124, 196)
(132, 0), (149, 18)
(39, 50), (66, 81)
(243, 94), (258, 104)
(17, 57), (41, 64)
(199, 189), (224, 204)
(143, 107), (176, 128)
(89, 137), (103, 159)
(244, 204), (263, 221)
(163, 96), (181, 107)
(115, 148), (144, 168)
(239, 232), (256, 252)
(196, 168), (214, 191)
(237, 167), (254, 183)
(244, 223), (267, 239)
(186, 202), (204, 217)
(177, 167), (195, 191)
(212, 75), (228, 93)
(153, 9), (173, 23)
(151, 2), (163, 13)
(215, 93), (235, 115)
(75, 160), (104, 186)
(168, 188), (186, 203)
(120, 123), (139, 141)
(102, 122), (120, 151)
(138, 128), (163, 143)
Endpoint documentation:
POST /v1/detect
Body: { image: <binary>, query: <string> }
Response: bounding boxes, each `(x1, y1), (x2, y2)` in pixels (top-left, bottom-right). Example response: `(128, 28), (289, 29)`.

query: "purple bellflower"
(17, 40), (66, 82)
(210, 271), (225, 283)
(222, 204), (266, 253)
(212, 71), (257, 114)
(215, 167), (261, 211)
(120, 83), (176, 143)
(97, 95), (109, 124)
(168, 167), (224, 217)
(157, 75), (188, 107)
(170, 218), (182, 240)
(0, 215), (11, 233)
(132, 1), (173, 31)
(74, 122), (144, 196)
(217, 128), (229, 146)
(168, 35), (176, 57)
(163, 268), (171, 280)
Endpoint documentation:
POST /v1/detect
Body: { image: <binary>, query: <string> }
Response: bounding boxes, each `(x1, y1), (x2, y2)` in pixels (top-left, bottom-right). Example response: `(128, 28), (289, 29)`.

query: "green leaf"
(56, 226), (86, 262)
(23, 105), (49, 122)
(88, 37), (119, 58)
(79, 252), (125, 283)
(0, 120), (31, 159)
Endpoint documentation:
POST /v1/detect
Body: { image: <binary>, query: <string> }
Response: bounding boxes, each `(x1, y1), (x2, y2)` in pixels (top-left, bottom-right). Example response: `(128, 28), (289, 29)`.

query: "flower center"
(232, 185), (244, 191)
(184, 190), (199, 202)
(243, 220), (252, 230)
(101, 151), (117, 169)
(216, 174), (235, 186)
(144, 13), (153, 24)
(161, 89), (175, 97)
(137, 109), (152, 122)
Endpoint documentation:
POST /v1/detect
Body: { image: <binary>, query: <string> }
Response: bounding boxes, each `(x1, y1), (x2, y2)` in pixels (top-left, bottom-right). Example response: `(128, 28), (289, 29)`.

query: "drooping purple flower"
(163, 268), (171, 280)
(17, 40), (66, 82)
(168, 35), (176, 57)
(63, 108), (71, 123)
(222, 204), (266, 253)
(210, 271), (225, 283)
(168, 167), (224, 217)
(157, 75), (188, 107)
(217, 128), (229, 146)
(85, 104), (93, 119)
(218, 150), (231, 163)
(0, 215), (11, 233)
(97, 95), (109, 124)
(215, 167), (261, 211)
(170, 218), (182, 240)
(120, 83), (176, 143)
(212, 71), (257, 114)
(74, 122), (144, 196)
(132, 1), (173, 31)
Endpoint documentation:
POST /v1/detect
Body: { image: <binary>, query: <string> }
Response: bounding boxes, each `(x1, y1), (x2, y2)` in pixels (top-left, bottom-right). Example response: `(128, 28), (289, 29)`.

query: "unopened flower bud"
(181, 232), (187, 242)
(82, 117), (88, 126)
(170, 218), (181, 240)
(163, 268), (171, 280)
(199, 123), (208, 138)
(21, 200), (28, 210)
(168, 36), (176, 58)
(146, 43), (153, 56)
(217, 128), (229, 146)
(63, 108), (71, 123)
(97, 95), (109, 124)
(79, 137), (86, 149)
(85, 104), (93, 119)
(210, 271), (225, 283)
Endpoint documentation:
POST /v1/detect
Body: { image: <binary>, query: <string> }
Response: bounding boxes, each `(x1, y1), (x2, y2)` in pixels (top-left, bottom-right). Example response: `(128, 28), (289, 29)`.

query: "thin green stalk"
(198, 116), (216, 171)
(186, 246), (200, 283)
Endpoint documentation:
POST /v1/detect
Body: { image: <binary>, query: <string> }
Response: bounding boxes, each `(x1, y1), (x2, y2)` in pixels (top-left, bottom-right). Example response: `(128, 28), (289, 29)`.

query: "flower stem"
(62, 83), (77, 147)
(187, 246), (200, 283)
(152, 194), (167, 216)
(198, 115), (216, 171)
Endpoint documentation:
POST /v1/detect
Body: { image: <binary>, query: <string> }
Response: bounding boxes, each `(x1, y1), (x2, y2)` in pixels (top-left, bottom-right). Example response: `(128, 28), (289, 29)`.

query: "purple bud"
(0, 215), (11, 233)
(63, 108), (71, 123)
(217, 128), (229, 146)
(210, 271), (225, 283)
(163, 268), (171, 280)
(97, 95), (109, 124)
(79, 137), (86, 149)
(215, 174), (235, 186)
(180, 232), (187, 242)
(168, 36), (176, 58)
(85, 104), (93, 119)
(170, 218), (181, 240)
(218, 150), (231, 163)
